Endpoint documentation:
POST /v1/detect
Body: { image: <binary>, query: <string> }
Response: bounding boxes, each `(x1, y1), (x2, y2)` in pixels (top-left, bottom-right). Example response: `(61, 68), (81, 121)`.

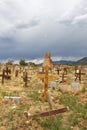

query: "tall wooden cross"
(37, 52), (57, 97)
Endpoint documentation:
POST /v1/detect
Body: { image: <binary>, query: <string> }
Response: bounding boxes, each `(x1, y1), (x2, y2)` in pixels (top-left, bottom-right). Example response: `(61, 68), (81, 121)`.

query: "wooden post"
(46, 91), (53, 110)
(2, 69), (5, 85)
(42, 66), (49, 97)
(63, 67), (67, 75)
(75, 69), (83, 83)
(37, 52), (58, 97)
(56, 67), (60, 75)
(23, 71), (28, 87)
(15, 70), (19, 77)
(62, 73), (64, 83)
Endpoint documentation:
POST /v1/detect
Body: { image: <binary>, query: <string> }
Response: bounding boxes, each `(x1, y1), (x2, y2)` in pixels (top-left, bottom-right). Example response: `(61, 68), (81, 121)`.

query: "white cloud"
(72, 14), (87, 25)
(0, 0), (80, 37)
(60, 0), (87, 26)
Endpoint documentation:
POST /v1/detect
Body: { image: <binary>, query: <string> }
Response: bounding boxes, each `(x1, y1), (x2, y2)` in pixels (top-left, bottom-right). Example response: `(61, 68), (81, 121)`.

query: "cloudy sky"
(0, 0), (87, 61)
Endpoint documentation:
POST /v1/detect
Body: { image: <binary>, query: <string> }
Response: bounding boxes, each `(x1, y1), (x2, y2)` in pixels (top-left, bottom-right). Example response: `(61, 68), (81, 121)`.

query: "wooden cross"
(75, 68), (85, 83)
(37, 52), (57, 97)
(24, 107), (68, 119)
(15, 69), (19, 77)
(61, 72), (67, 83)
(22, 71), (28, 87)
(56, 67), (61, 75)
(5, 66), (11, 76)
(22, 71), (32, 87)
(63, 67), (67, 75)
(0, 67), (11, 85)
(0, 69), (5, 85)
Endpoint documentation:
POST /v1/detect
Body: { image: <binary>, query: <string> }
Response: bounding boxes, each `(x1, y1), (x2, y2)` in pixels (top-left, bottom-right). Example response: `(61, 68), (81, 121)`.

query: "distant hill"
(54, 60), (75, 65)
(75, 57), (87, 65)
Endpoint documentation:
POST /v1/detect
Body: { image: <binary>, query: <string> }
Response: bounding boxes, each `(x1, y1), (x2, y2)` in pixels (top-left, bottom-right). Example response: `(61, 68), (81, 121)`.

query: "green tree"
(19, 59), (28, 66)
(6, 60), (14, 65)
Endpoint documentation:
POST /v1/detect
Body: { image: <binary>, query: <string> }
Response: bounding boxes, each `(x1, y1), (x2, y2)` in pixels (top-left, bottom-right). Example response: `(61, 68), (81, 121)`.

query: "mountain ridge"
(75, 57), (87, 65)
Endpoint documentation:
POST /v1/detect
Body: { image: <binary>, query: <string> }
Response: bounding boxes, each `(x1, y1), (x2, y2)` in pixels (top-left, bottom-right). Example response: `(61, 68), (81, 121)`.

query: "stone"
(71, 82), (80, 89)
(50, 81), (57, 89)
(4, 96), (21, 103)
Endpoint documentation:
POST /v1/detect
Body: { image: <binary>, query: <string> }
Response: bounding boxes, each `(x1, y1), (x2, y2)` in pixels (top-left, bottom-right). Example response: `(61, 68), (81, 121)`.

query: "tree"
(19, 59), (28, 66)
(6, 60), (14, 65)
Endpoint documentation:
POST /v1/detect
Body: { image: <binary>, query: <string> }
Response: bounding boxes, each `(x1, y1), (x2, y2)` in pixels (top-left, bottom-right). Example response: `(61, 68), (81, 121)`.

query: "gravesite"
(0, 52), (87, 130)
(0, 0), (87, 130)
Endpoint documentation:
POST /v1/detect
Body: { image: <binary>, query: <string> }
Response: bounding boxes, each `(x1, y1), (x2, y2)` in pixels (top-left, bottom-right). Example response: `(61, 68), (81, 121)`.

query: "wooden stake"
(42, 66), (48, 97)
(46, 91), (53, 110)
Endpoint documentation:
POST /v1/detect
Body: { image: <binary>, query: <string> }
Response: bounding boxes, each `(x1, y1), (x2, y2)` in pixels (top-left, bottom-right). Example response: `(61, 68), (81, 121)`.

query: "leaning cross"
(24, 107), (68, 119)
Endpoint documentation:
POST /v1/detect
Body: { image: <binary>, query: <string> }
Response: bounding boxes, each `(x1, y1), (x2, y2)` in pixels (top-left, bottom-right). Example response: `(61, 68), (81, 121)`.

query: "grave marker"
(22, 71), (28, 87)
(15, 70), (19, 77)
(4, 96), (21, 103)
(75, 68), (85, 83)
(50, 81), (57, 89)
(22, 70), (32, 87)
(56, 67), (60, 75)
(24, 107), (68, 119)
(37, 52), (57, 97)
(0, 66), (11, 85)
(71, 82), (80, 89)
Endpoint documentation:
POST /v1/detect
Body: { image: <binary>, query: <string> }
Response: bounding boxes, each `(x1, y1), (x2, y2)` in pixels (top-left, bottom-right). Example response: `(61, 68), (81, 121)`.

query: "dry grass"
(0, 65), (87, 130)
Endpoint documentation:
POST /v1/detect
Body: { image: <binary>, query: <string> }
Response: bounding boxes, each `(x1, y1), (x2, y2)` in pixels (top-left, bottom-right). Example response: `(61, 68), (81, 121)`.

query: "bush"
(6, 60), (14, 65)
(19, 59), (28, 66)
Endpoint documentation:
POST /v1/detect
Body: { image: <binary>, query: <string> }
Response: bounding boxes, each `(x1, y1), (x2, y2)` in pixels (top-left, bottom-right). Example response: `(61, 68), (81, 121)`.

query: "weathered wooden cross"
(24, 107), (68, 119)
(75, 67), (85, 83)
(37, 52), (58, 97)
(24, 53), (68, 121)
(22, 70), (32, 87)
(0, 69), (5, 85)
(0, 66), (11, 85)
(15, 69), (19, 77)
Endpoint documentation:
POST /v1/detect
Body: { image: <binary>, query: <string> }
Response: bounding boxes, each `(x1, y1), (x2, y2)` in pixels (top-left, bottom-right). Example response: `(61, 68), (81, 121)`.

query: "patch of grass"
(59, 93), (80, 110)
(67, 113), (79, 126)
(8, 110), (14, 121)
(79, 127), (87, 130)
(41, 115), (62, 130)
(30, 91), (40, 101)
(84, 102), (87, 109)
(7, 122), (16, 130)
(61, 127), (72, 130)
(1, 90), (20, 97)
(1, 91), (8, 97)
(81, 86), (86, 93)
(59, 91), (87, 129)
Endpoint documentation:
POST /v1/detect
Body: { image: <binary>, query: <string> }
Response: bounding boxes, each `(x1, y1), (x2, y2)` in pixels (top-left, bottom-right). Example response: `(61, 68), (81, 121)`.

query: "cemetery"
(0, 53), (87, 130)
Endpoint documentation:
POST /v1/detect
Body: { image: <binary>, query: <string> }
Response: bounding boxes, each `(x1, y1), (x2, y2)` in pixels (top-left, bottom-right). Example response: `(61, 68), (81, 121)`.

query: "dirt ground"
(0, 64), (87, 130)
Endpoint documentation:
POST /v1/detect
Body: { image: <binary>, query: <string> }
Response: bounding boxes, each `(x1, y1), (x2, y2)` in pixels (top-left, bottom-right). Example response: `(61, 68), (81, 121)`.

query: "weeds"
(30, 91), (40, 101)
(81, 86), (86, 93)
(67, 113), (79, 126)
(41, 115), (62, 130)
(1, 90), (20, 97)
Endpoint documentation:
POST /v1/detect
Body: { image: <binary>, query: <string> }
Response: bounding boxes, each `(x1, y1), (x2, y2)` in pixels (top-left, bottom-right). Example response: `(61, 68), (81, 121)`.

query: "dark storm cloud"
(0, 36), (14, 43)
(0, 0), (86, 61)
